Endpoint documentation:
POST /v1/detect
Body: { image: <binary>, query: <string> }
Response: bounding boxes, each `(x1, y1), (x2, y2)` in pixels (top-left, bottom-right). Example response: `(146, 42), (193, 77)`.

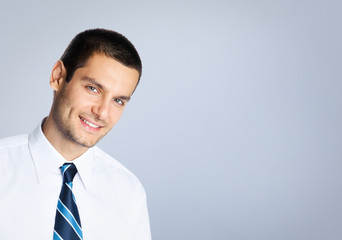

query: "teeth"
(81, 117), (99, 128)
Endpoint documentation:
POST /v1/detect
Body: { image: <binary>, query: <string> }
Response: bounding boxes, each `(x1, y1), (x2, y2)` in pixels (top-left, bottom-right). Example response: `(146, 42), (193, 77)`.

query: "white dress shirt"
(0, 123), (151, 240)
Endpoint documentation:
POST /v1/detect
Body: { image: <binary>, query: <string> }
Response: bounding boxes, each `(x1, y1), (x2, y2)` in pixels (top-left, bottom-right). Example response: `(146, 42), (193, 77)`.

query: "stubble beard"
(51, 89), (104, 149)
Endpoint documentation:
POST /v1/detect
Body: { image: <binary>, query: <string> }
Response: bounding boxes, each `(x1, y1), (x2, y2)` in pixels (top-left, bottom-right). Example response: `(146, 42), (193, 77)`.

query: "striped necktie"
(53, 163), (83, 240)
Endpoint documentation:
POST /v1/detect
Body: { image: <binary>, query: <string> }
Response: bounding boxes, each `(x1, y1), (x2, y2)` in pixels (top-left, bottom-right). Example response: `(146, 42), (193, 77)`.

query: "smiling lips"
(80, 116), (102, 131)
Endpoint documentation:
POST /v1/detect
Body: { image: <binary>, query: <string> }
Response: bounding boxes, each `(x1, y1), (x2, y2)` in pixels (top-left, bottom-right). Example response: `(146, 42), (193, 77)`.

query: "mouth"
(80, 116), (101, 129)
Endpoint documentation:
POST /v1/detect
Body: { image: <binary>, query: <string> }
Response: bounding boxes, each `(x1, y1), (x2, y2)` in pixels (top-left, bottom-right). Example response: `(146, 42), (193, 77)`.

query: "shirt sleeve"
(129, 185), (152, 240)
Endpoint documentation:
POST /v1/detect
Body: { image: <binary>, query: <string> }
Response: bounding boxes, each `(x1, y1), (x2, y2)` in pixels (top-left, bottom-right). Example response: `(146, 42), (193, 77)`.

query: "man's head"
(43, 29), (141, 157)
(61, 28), (142, 86)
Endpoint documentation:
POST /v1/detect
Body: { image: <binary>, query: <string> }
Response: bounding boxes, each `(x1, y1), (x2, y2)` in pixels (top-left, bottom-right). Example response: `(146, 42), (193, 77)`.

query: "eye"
(113, 98), (124, 106)
(87, 86), (98, 93)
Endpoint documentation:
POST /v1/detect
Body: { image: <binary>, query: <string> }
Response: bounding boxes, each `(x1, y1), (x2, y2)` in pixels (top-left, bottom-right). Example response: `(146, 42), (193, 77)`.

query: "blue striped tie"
(53, 163), (83, 240)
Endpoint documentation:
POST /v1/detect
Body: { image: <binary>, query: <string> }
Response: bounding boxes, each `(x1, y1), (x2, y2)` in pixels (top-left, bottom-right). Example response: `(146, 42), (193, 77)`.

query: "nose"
(92, 99), (110, 120)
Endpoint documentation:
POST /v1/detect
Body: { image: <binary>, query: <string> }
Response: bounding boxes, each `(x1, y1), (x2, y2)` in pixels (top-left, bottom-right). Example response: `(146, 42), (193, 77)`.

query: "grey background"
(1, 0), (341, 239)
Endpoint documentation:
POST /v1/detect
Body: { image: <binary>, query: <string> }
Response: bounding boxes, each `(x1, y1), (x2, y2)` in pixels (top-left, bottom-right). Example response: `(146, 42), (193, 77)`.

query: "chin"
(68, 134), (101, 149)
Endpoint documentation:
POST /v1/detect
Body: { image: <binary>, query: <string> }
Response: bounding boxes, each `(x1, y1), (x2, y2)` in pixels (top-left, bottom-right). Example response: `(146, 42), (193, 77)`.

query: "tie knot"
(60, 163), (78, 183)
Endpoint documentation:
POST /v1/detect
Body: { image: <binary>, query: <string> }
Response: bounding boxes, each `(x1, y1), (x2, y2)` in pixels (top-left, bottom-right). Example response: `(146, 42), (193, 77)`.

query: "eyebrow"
(81, 77), (131, 102)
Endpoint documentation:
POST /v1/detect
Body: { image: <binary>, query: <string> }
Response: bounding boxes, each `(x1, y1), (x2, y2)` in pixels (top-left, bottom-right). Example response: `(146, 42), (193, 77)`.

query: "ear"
(50, 60), (67, 91)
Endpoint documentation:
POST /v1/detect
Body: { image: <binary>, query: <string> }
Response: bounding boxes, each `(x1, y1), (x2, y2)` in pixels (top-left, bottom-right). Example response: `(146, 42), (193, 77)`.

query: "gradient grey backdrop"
(0, 1), (341, 239)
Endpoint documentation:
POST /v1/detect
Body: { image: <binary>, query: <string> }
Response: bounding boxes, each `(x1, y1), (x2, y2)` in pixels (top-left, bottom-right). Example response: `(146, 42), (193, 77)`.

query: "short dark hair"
(60, 28), (142, 85)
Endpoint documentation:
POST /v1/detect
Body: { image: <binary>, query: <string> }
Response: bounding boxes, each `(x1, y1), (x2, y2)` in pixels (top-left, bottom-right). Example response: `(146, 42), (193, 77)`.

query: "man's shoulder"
(0, 134), (29, 150)
(92, 146), (144, 188)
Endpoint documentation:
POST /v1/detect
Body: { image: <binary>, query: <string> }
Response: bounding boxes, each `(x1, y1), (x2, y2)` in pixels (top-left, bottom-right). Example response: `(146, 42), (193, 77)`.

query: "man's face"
(51, 54), (139, 148)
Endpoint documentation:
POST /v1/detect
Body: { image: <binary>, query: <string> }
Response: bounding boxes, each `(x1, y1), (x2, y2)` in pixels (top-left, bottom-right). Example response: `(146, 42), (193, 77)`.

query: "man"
(0, 29), (151, 239)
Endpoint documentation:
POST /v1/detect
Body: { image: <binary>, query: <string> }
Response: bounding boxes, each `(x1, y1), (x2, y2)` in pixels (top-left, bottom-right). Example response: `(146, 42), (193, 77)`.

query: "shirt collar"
(28, 120), (94, 190)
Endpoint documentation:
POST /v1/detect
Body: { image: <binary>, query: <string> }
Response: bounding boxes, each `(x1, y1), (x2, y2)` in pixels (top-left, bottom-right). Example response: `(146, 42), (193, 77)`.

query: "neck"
(42, 116), (88, 161)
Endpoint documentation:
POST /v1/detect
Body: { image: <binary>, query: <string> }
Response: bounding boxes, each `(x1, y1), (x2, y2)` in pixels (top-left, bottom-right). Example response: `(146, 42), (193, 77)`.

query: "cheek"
(108, 109), (125, 125)
(68, 93), (94, 111)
